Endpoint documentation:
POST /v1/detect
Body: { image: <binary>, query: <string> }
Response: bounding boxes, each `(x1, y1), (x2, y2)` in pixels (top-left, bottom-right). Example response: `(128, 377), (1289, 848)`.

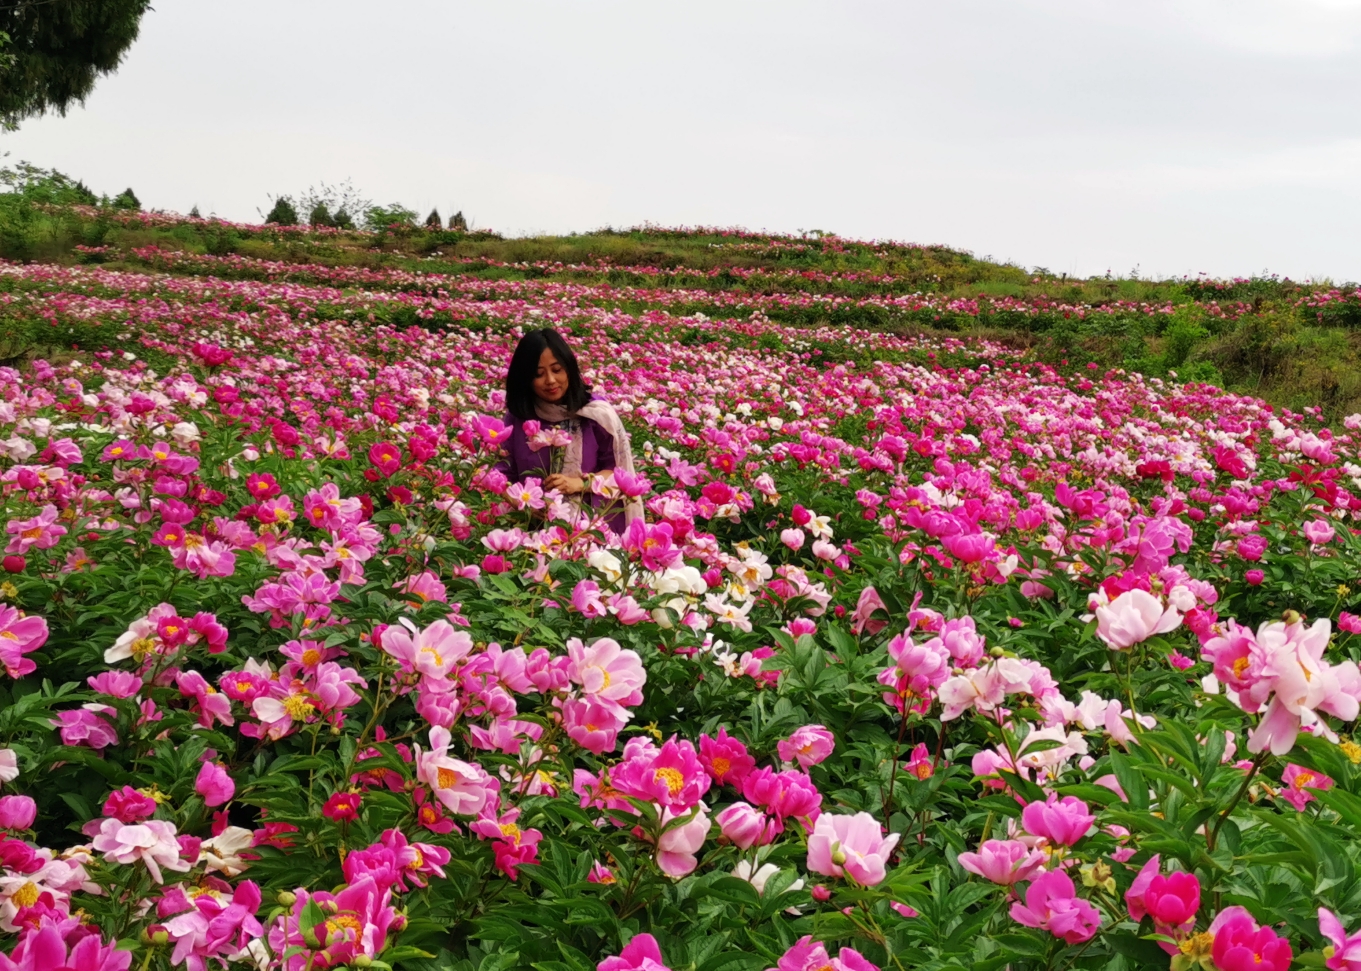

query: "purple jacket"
(494, 412), (623, 532)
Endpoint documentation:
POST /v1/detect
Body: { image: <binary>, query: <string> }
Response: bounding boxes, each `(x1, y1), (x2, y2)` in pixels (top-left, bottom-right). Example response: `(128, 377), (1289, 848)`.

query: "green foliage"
(111, 186), (139, 210)
(264, 194), (299, 226)
(366, 203), (419, 231)
(0, 0), (152, 127)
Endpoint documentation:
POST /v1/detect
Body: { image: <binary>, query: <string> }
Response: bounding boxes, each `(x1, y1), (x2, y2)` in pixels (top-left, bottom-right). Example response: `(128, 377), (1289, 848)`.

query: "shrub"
(263, 194), (298, 226)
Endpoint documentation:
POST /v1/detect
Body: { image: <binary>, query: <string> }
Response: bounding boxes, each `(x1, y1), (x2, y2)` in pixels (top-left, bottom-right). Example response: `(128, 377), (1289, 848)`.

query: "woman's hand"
(543, 473), (586, 495)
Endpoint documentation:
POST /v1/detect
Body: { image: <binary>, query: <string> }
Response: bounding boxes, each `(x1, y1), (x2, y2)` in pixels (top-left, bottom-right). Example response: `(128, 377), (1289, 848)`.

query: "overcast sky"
(5, 0), (1361, 280)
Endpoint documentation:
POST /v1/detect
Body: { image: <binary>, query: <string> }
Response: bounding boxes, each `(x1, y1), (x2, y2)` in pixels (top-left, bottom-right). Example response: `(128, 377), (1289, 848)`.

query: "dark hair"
(504, 328), (590, 420)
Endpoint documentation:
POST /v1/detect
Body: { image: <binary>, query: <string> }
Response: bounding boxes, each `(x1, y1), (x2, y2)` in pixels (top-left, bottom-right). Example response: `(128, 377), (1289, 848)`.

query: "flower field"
(2, 216), (1361, 971)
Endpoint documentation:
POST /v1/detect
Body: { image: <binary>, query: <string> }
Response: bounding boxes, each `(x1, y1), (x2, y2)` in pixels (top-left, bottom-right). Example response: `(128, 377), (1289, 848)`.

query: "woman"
(495, 328), (641, 533)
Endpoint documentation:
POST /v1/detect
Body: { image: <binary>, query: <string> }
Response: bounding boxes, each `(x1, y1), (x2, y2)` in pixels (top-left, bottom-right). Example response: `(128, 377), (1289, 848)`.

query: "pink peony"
(0, 796), (35, 831)
(4, 505), (66, 555)
(777, 724), (835, 768)
(1210, 906), (1292, 971)
(806, 812), (900, 886)
(380, 618), (472, 680)
(611, 736), (711, 811)
(53, 706), (118, 750)
(1319, 908), (1361, 971)
(715, 802), (774, 850)
(698, 727), (756, 786)
(769, 936), (879, 971)
(1126, 855), (1199, 936)
(102, 785), (156, 823)
(0, 922), (131, 971)
(414, 726), (493, 816)
(1021, 794), (1094, 847)
(566, 637), (646, 715)
(90, 817), (191, 884)
(598, 933), (672, 971)
(848, 585), (886, 634)
(957, 839), (1045, 885)
(195, 761), (235, 808)
(0, 606), (48, 679)
(1278, 763), (1333, 811)
(656, 805), (711, 878)
(1095, 589), (1182, 650)
(1009, 870), (1101, 944)
(561, 697), (628, 755)
(1304, 519), (1337, 545)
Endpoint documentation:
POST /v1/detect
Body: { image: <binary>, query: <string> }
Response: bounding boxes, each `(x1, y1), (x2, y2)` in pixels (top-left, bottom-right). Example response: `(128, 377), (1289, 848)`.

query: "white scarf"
(534, 398), (643, 526)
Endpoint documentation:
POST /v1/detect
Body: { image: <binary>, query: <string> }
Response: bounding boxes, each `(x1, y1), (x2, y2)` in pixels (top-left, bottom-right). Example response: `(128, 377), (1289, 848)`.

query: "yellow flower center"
(10, 882), (39, 908)
(281, 695), (315, 719)
(499, 823), (521, 843)
(20, 527), (41, 540)
(593, 667), (612, 689)
(131, 637), (157, 659)
(653, 767), (685, 796)
(0, 631), (16, 642)
(325, 914), (362, 937)
(1232, 656), (1250, 678)
(420, 647), (445, 668)
(710, 757), (731, 777)
(182, 534), (204, 550)
(436, 766), (461, 789)
(1179, 931), (1214, 957)
(301, 649), (322, 666)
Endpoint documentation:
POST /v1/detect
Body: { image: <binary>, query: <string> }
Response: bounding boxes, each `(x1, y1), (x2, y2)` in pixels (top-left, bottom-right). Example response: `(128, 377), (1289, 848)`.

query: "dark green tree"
(263, 195), (298, 226)
(0, 1), (153, 128)
(332, 208), (355, 230)
(424, 208), (441, 229)
(112, 187), (139, 210)
(309, 203), (333, 228)
(449, 210), (467, 231)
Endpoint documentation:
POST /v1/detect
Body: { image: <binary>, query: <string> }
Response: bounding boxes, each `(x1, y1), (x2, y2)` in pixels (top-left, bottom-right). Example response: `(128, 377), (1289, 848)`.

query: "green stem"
(1208, 749), (1268, 851)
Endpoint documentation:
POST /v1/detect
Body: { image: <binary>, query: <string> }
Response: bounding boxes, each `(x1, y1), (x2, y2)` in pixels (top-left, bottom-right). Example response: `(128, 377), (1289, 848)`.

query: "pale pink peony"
(380, 618), (472, 680)
(777, 725), (835, 768)
(1319, 908), (1361, 971)
(89, 817), (191, 884)
(1095, 589), (1182, 650)
(415, 726), (493, 815)
(957, 839), (1046, 885)
(656, 805), (711, 878)
(806, 812), (900, 886)
(567, 637), (646, 714)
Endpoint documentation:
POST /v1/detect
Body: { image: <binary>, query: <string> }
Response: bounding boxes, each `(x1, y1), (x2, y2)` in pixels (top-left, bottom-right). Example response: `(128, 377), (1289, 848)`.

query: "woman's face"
(533, 347), (568, 403)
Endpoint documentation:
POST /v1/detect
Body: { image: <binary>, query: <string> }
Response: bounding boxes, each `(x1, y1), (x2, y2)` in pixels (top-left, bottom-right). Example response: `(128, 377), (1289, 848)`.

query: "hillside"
(3, 190), (1361, 419)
